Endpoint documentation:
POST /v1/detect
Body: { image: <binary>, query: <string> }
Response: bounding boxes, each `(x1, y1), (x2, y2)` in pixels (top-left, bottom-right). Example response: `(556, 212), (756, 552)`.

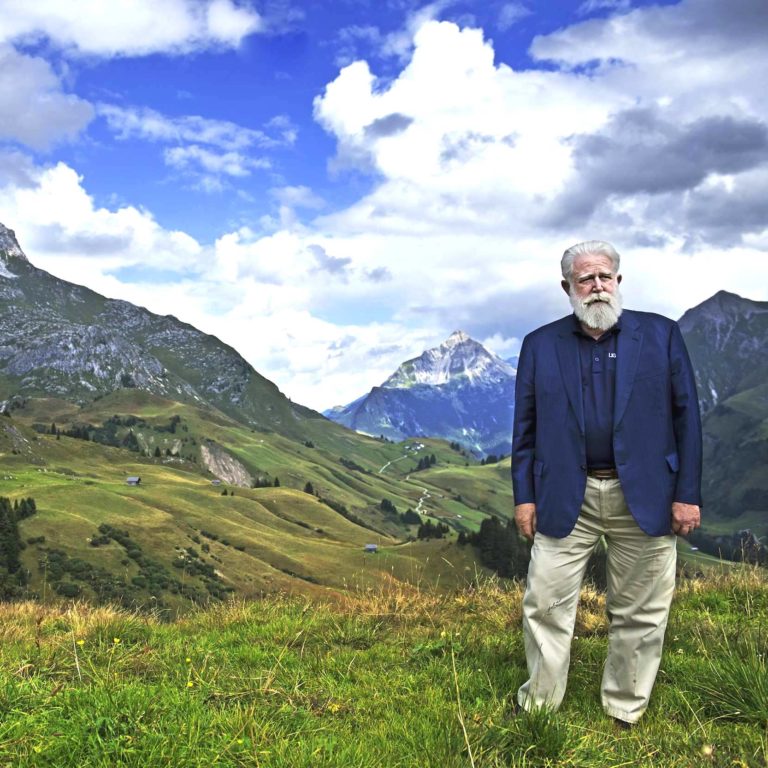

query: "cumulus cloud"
(0, 0), (262, 57)
(0, 161), (204, 276)
(4, 1), (768, 411)
(308, 244), (352, 278)
(546, 107), (768, 227)
(0, 46), (93, 150)
(164, 145), (270, 177)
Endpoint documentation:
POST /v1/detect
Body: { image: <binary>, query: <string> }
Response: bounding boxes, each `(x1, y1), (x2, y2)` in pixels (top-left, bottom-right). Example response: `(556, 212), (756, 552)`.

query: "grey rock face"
(679, 290), (768, 416)
(0, 222), (317, 436)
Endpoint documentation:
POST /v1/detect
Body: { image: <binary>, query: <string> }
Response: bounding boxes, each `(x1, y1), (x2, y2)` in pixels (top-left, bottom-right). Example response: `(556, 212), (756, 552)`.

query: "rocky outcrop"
(200, 441), (254, 488)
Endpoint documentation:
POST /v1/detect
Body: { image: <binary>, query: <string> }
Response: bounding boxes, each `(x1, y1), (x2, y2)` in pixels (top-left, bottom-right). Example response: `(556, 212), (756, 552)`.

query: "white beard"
(569, 286), (623, 331)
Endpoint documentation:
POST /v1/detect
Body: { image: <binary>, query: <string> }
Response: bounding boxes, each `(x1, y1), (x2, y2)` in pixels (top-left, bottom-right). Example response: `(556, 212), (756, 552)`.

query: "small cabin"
(364, 544), (378, 554)
(211, 479), (222, 486)
(126, 476), (141, 486)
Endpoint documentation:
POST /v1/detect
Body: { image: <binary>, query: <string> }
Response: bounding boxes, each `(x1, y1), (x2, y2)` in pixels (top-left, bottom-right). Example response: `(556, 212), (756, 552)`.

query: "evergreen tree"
(304, 482), (315, 495)
(273, 477), (280, 487)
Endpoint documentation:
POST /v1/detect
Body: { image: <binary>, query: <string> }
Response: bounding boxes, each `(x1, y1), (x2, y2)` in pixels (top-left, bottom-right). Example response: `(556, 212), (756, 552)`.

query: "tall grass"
(0, 568), (766, 767)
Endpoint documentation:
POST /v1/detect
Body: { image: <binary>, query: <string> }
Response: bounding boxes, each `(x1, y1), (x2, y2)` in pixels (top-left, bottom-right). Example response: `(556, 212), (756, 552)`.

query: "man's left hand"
(671, 502), (701, 536)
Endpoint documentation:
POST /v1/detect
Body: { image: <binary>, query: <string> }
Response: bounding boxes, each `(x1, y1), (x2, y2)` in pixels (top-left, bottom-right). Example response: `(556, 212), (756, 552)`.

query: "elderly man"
(511, 240), (702, 727)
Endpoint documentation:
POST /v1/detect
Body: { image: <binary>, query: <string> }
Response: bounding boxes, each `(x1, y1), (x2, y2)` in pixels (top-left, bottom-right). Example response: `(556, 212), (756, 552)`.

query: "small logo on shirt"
(608, 352), (617, 358)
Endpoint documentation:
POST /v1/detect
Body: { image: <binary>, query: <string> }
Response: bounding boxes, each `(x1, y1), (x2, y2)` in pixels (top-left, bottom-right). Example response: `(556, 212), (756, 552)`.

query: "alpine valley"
(0, 222), (765, 609)
(0, 223), (516, 609)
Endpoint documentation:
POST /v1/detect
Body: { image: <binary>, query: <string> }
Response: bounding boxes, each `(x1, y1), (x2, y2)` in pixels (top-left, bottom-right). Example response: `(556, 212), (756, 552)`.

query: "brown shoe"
(612, 717), (633, 731)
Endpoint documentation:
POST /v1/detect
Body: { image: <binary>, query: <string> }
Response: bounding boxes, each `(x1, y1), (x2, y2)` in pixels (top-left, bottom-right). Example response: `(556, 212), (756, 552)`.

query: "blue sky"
(1, 0), (767, 410)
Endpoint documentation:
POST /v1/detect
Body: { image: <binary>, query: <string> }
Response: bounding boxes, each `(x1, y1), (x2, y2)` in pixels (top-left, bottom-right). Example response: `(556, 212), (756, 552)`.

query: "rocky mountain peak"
(382, 331), (514, 389)
(443, 330), (471, 348)
(679, 290), (768, 333)
(325, 330), (517, 455)
(0, 223), (28, 267)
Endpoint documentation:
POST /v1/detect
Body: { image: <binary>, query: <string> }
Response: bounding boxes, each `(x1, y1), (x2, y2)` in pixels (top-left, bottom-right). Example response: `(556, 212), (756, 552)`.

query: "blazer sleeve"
(511, 334), (536, 505)
(669, 321), (703, 506)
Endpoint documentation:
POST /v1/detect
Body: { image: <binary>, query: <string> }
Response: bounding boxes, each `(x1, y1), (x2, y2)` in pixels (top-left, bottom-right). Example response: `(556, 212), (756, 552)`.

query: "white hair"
(561, 240), (621, 281)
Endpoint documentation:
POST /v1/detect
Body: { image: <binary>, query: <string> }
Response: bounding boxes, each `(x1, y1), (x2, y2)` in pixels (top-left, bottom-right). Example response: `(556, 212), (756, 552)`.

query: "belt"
(587, 467), (619, 480)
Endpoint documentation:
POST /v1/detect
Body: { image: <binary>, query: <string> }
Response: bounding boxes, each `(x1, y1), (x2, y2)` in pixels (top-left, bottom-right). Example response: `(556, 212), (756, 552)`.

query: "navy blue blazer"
(511, 309), (702, 538)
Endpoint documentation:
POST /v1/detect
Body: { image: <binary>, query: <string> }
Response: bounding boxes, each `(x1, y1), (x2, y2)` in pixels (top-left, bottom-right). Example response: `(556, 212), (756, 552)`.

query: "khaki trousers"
(517, 477), (677, 723)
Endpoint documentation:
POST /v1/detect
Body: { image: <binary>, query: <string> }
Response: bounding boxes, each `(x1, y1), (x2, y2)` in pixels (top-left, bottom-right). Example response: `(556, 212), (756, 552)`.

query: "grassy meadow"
(1, 393), (503, 610)
(0, 567), (766, 767)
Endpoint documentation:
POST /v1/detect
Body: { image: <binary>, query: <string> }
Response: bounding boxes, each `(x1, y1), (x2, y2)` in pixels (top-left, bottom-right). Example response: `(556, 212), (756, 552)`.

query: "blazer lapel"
(556, 330), (585, 434)
(614, 314), (642, 426)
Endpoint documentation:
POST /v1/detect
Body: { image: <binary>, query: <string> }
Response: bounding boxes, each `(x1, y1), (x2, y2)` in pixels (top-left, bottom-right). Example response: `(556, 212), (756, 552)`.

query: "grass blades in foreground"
(0, 569), (766, 767)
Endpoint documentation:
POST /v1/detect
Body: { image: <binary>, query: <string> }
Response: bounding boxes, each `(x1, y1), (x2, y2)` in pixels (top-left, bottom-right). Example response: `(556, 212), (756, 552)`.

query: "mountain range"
(325, 330), (516, 456)
(0, 223), (319, 441)
(0, 220), (765, 608)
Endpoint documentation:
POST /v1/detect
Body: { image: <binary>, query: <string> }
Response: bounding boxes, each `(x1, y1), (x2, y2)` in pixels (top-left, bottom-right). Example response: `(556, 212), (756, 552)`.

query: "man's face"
(563, 252), (623, 331)
(563, 253), (621, 299)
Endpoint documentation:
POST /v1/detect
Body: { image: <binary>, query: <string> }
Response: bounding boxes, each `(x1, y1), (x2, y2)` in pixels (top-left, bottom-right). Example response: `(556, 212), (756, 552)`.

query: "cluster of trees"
(458, 517), (608, 586)
(400, 508), (422, 526)
(413, 454), (437, 472)
(252, 476), (280, 488)
(417, 520), (450, 539)
(458, 517), (530, 579)
(380, 498), (398, 515)
(0, 496), (36, 598)
(340, 456), (369, 474)
(156, 415), (184, 434)
(44, 416), (197, 461)
(480, 454), (507, 465)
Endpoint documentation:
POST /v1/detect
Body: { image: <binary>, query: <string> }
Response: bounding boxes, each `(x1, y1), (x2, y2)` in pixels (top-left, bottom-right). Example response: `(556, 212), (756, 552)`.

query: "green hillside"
(1, 394), (509, 612)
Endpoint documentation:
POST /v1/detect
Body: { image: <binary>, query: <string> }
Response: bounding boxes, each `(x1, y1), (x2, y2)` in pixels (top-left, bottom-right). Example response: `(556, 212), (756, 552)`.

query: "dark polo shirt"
(572, 314), (621, 469)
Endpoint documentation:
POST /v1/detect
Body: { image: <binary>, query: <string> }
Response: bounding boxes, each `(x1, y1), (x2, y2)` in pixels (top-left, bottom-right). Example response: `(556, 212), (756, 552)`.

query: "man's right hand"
(515, 503), (537, 541)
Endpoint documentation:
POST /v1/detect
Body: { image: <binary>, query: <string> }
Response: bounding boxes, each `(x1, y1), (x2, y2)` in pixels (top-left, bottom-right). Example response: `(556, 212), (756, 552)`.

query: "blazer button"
(580, 464), (587, 470)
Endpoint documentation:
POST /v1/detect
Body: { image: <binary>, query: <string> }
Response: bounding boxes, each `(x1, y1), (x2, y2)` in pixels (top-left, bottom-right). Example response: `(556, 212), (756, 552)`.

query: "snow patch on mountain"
(326, 331), (517, 456)
(383, 330), (515, 389)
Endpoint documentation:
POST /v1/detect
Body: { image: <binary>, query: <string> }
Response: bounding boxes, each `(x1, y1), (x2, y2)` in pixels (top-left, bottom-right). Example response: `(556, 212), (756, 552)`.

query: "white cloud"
(0, 0), (262, 57)
(0, 161), (204, 275)
(3, 2), (768, 412)
(498, 3), (531, 31)
(578, 0), (631, 14)
(98, 104), (295, 187)
(99, 104), (296, 151)
(0, 45), (93, 150)
(164, 145), (271, 178)
(270, 185), (325, 210)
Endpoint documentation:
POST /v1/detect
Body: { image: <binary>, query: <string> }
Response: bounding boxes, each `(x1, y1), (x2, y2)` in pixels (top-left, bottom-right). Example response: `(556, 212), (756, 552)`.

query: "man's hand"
(671, 502), (701, 536)
(515, 503), (537, 541)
